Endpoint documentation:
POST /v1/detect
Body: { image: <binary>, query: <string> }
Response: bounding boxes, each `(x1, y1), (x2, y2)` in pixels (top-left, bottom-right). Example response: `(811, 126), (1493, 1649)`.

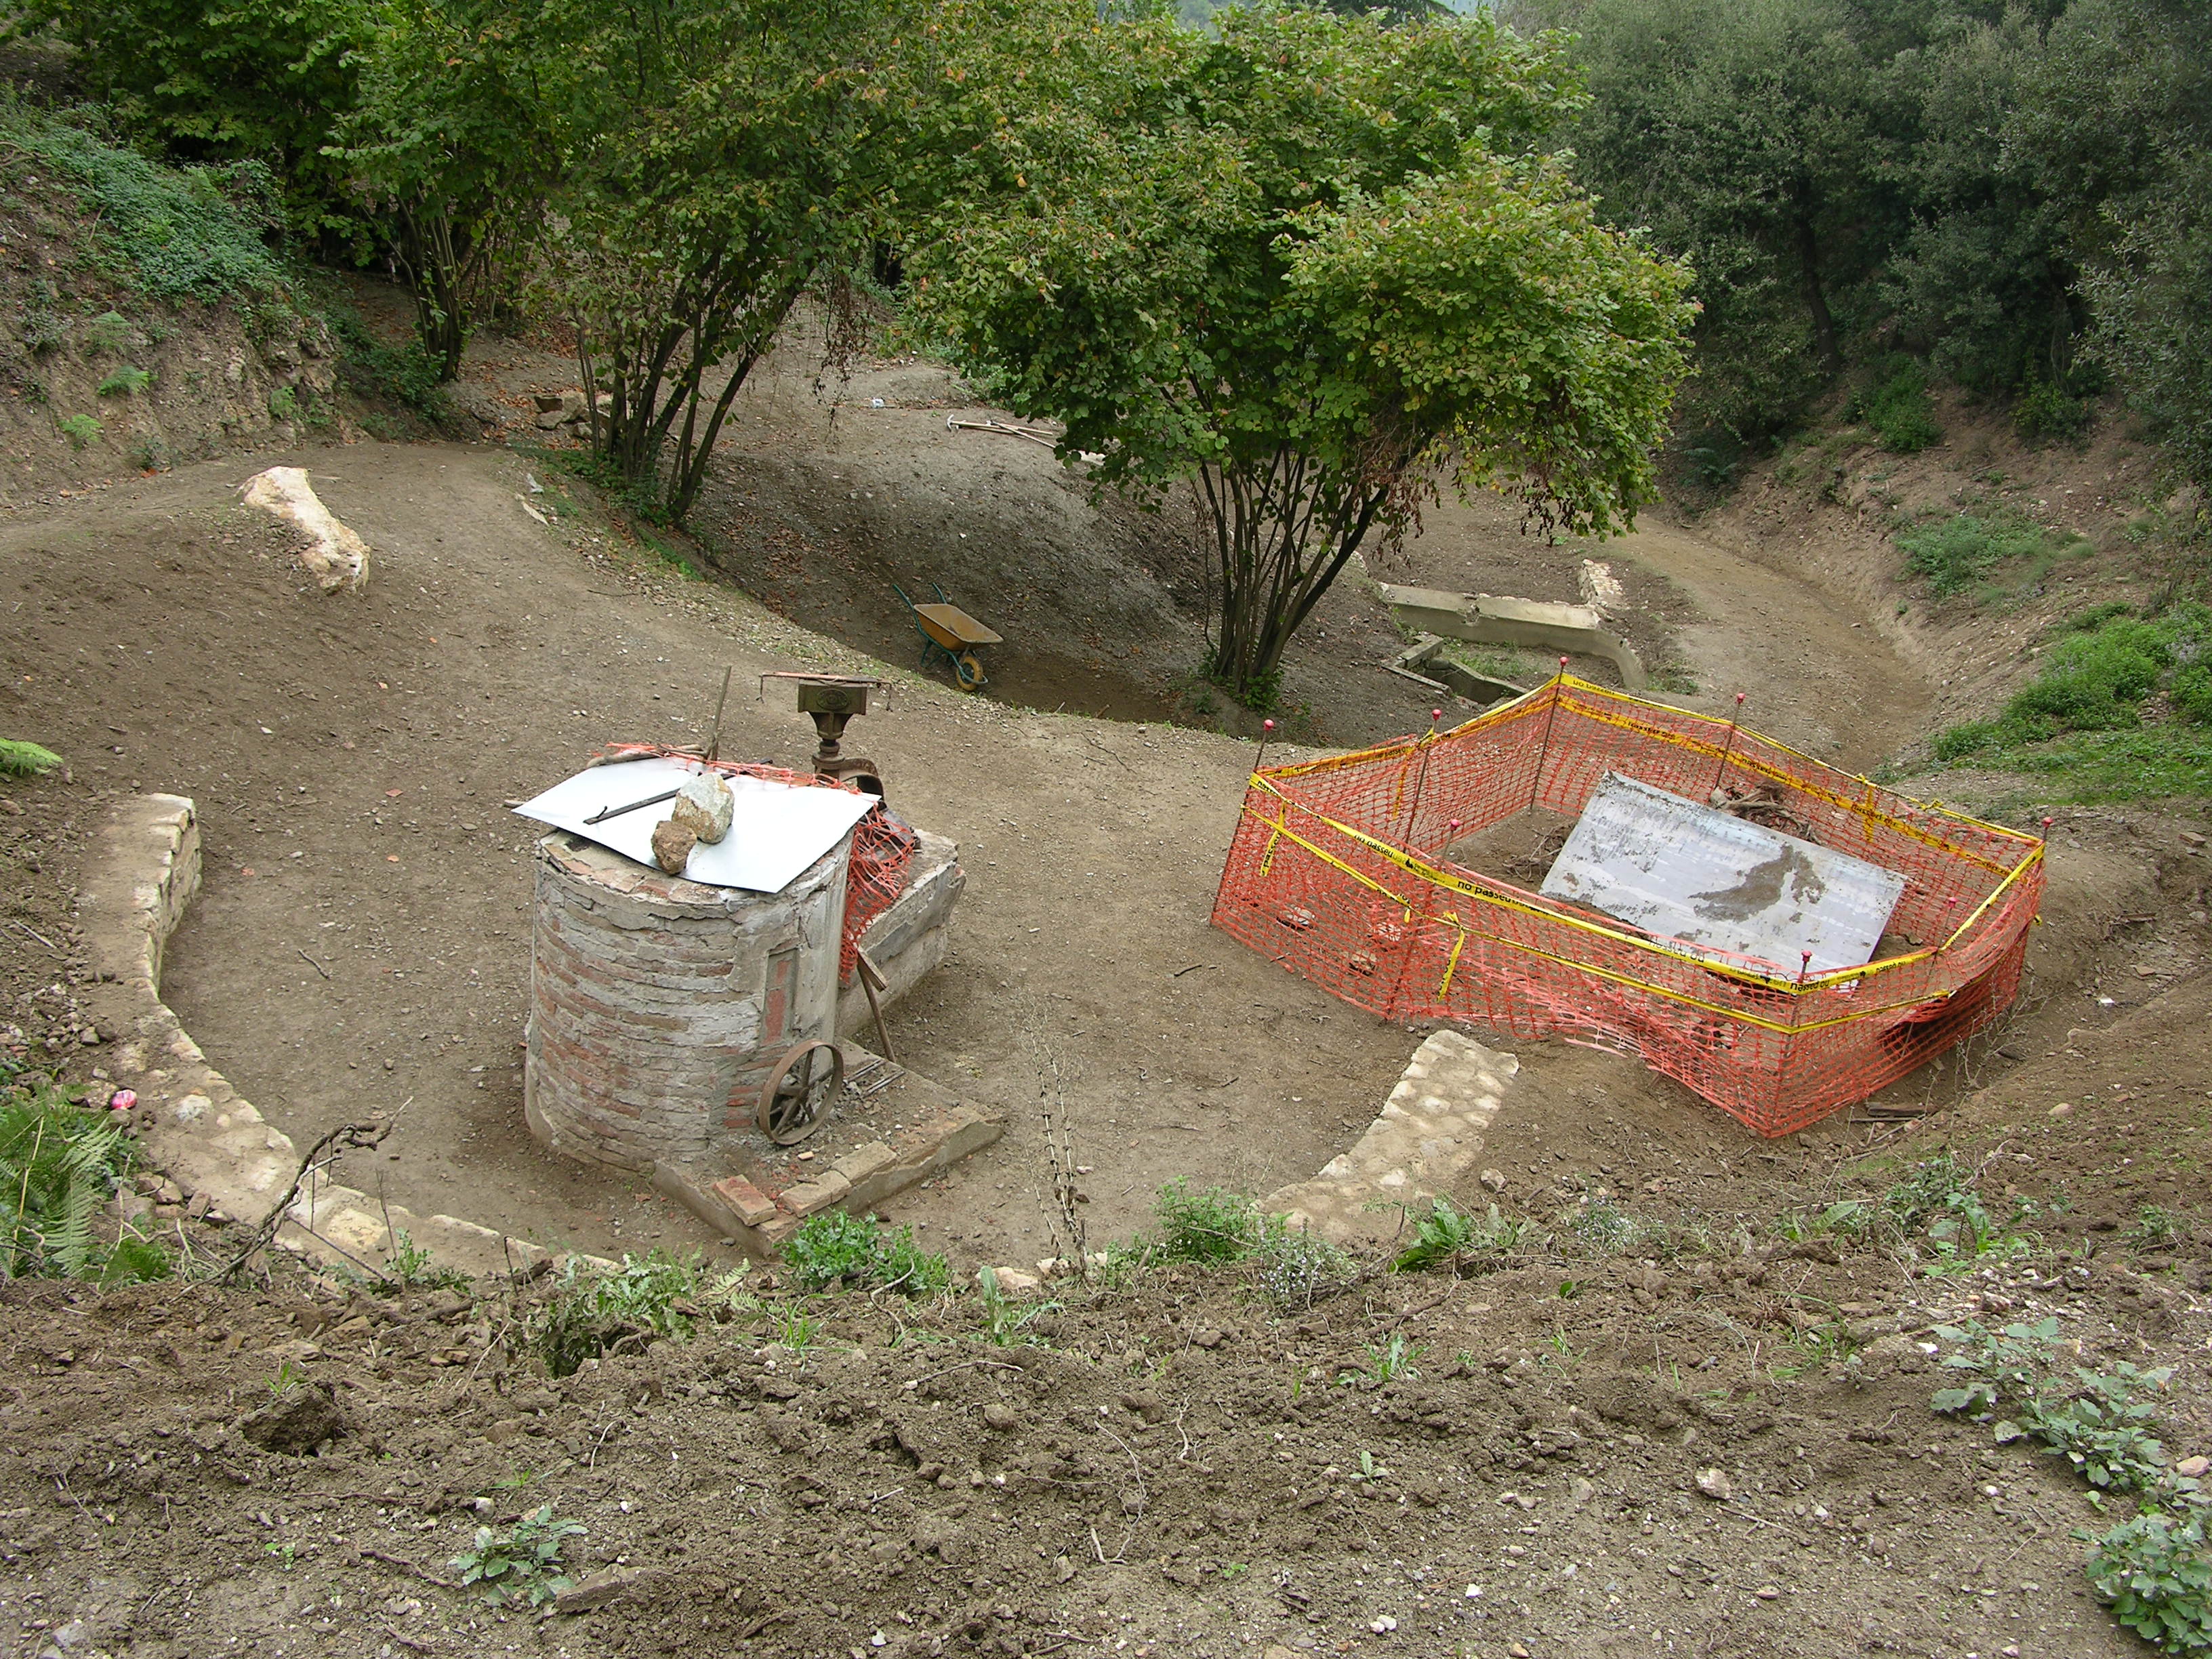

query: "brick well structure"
(524, 829), (852, 1172)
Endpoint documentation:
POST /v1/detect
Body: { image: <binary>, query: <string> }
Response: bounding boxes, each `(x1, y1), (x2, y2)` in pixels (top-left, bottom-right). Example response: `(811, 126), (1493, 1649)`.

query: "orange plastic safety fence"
(1209, 678), (2044, 1136)
(593, 744), (914, 984)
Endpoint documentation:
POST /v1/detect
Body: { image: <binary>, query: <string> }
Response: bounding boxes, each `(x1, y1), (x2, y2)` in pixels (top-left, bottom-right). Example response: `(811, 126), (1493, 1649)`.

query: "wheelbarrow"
(892, 581), (1002, 691)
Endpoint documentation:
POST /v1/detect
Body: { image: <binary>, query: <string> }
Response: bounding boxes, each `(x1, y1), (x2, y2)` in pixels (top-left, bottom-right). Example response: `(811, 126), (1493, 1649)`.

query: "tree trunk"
(1199, 451), (1393, 710)
(1795, 209), (1843, 375)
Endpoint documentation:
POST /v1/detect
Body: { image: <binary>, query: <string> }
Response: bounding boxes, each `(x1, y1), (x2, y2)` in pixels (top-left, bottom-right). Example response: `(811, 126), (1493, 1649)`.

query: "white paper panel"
(511, 758), (873, 894)
(1539, 773), (1906, 975)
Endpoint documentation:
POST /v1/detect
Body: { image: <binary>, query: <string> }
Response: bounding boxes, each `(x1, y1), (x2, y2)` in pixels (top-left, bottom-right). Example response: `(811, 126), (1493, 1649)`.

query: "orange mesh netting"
(594, 745), (915, 983)
(1209, 676), (2045, 1136)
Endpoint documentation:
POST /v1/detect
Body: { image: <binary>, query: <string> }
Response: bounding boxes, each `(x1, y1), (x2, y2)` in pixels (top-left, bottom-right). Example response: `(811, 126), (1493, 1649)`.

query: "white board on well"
(1539, 772), (1906, 975)
(512, 758), (874, 894)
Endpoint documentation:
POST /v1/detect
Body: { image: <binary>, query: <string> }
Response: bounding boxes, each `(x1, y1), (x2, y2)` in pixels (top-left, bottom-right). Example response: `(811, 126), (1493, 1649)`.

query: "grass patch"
(1897, 510), (2087, 598)
(1927, 605), (2212, 797)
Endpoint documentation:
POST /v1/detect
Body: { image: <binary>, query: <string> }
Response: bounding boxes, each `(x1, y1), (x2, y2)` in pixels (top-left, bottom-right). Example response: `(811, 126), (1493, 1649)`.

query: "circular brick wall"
(524, 830), (852, 1173)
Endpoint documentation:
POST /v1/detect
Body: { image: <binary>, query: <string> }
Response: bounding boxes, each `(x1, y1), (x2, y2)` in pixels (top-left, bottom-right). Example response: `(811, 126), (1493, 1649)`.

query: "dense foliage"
(1516, 0), (2212, 487)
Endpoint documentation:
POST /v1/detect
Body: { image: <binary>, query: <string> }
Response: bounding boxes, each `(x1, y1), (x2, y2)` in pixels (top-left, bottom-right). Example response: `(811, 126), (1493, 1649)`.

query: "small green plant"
(782, 1211), (948, 1296)
(1777, 1198), (1874, 1241)
(81, 312), (132, 354)
(125, 434), (171, 472)
(766, 1303), (821, 1354)
(2129, 1205), (2184, 1248)
(1355, 1334), (1425, 1387)
(383, 1229), (469, 1293)
(1346, 1448), (1391, 1483)
(57, 413), (101, 449)
(1392, 1196), (1530, 1273)
(266, 1359), (304, 1397)
(268, 385), (297, 420)
(1149, 1179), (1264, 1264)
(0, 739), (63, 779)
(975, 1266), (1055, 1346)
(263, 1540), (296, 1568)
(527, 1251), (698, 1378)
(451, 1504), (585, 1607)
(2083, 1508), (2211, 1655)
(96, 365), (150, 396)
(1256, 1218), (1353, 1311)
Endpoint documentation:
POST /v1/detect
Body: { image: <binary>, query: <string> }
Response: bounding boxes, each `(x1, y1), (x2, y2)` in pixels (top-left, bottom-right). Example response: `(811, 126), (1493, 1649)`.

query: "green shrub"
(57, 413), (102, 448)
(97, 365), (150, 396)
(327, 305), (444, 415)
(2013, 379), (2092, 443)
(782, 1211), (947, 1296)
(1851, 357), (1943, 453)
(1898, 512), (2049, 597)
(1151, 1179), (1264, 1264)
(267, 385), (297, 419)
(527, 1251), (697, 1378)
(1, 1076), (171, 1282)
(2173, 663), (2212, 726)
(2085, 1508), (2211, 1655)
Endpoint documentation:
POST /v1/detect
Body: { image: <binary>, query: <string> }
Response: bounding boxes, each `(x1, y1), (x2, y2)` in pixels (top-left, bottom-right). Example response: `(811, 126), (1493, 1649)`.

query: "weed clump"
(1149, 1179), (1265, 1265)
(1929, 1316), (2207, 1651)
(451, 1504), (585, 1607)
(783, 1211), (947, 1296)
(1391, 1196), (1530, 1274)
(528, 1250), (699, 1378)
(1256, 1221), (1354, 1311)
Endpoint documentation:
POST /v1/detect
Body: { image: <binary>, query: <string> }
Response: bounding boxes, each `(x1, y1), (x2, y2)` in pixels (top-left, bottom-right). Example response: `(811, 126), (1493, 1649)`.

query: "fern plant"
(0, 740), (62, 779)
(0, 1080), (167, 1282)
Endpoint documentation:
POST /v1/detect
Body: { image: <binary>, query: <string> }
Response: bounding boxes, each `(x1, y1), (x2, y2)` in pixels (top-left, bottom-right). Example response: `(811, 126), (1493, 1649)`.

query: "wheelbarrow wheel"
(954, 651), (987, 691)
(757, 1040), (844, 1146)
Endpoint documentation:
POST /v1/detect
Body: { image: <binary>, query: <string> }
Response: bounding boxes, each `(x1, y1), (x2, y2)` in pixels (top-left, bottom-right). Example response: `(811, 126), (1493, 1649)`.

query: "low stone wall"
(1265, 1029), (1517, 1242)
(81, 795), (553, 1282)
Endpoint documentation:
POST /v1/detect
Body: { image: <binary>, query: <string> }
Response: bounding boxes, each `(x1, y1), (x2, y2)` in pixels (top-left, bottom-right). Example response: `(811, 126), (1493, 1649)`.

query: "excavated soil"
(1, 982), (2207, 1659)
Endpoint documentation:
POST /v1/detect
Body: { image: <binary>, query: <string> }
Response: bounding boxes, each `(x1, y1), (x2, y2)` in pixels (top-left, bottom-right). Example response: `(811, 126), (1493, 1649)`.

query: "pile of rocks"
(532, 389), (612, 434)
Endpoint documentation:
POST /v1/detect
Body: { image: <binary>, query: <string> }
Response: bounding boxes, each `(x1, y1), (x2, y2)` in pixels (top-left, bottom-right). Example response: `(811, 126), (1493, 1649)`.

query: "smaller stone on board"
(651, 818), (698, 874)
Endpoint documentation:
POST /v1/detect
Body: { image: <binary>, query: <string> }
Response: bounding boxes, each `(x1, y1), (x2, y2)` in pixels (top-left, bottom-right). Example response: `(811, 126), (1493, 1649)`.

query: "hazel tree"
(909, 3), (1694, 708)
